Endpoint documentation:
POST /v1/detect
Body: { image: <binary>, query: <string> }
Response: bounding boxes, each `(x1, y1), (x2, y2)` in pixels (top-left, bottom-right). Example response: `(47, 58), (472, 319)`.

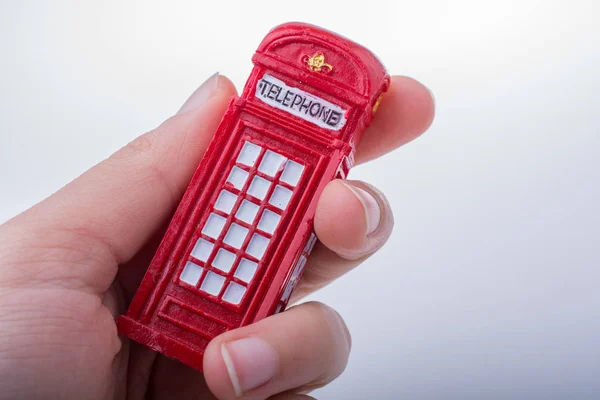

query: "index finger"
(356, 75), (435, 164)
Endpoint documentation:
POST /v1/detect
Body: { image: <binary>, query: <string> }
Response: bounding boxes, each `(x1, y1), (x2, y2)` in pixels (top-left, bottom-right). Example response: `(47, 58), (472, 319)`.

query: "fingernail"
(343, 183), (381, 235)
(177, 72), (220, 114)
(221, 338), (278, 397)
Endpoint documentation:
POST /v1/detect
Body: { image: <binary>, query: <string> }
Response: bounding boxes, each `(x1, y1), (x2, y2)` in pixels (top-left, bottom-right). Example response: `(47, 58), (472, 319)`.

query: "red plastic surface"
(117, 22), (389, 371)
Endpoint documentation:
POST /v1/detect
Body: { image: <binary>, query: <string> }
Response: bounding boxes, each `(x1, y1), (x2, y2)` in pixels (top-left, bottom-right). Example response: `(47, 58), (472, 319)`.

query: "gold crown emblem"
(305, 53), (333, 73)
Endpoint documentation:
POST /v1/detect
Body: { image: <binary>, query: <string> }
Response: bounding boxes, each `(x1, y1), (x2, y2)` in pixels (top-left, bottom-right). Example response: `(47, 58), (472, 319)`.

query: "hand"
(0, 73), (434, 399)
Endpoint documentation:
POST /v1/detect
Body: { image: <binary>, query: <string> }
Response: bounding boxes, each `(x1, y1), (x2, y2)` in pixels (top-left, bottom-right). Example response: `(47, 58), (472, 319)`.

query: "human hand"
(0, 73), (434, 399)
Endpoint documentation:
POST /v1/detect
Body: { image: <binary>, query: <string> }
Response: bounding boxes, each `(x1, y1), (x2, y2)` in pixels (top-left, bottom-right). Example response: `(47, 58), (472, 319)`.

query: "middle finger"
(292, 179), (394, 302)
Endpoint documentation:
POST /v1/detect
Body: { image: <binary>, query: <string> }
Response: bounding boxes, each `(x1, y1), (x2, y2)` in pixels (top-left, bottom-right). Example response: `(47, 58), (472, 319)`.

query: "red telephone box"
(118, 22), (389, 371)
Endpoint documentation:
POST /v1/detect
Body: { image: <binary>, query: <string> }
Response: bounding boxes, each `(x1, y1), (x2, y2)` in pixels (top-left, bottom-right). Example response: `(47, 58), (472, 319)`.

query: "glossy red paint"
(117, 22), (389, 371)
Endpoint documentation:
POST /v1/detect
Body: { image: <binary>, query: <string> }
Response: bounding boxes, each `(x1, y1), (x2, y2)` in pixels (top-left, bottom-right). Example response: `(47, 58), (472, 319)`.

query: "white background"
(1, 1), (599, 399)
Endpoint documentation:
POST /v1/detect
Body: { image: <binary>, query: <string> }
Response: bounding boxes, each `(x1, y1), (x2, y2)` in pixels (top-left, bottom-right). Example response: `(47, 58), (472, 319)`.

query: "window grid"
(180, 139), (304, 308)
(274, 232), (317, 314)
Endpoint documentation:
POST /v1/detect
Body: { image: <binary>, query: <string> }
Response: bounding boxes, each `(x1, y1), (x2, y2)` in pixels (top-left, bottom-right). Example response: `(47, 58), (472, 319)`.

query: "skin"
(0, 74), (434, 400)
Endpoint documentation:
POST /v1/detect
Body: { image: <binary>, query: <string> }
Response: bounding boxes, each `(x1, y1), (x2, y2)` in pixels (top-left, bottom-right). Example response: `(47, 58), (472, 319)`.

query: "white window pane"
(190, 238), (214, 262)
(222, 282), (246, 305)
(257, 209), (281, 234)
(227, 166), (249, 190)
(291, 255), (307, 281)
(223, 223), (249, 249)
(180, 261), (203, 286)
(212, 248), (236, 272)
(307, 234), (317, 253)
(237, 141), (261, 166)
(269, 185), (292, 210)
(202, 213), (226, 239)
(304, 233), (317, 254)
(234, 258), (258, 283)
(236, 200), (259, 224)
(258, 150), (286, 177)
(280, 160), (305, 186)
(246, 233), (269, 260)
(303, 233), (314, 253)
(200, 271), (226, 295)
(215, 190), (237, 214)
(281, 280), (295, 302)
(247, 176), (271, 200)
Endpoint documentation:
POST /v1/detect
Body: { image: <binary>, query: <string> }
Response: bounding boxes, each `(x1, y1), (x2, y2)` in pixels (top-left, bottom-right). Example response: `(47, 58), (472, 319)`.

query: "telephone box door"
(135, 117), (322, 353)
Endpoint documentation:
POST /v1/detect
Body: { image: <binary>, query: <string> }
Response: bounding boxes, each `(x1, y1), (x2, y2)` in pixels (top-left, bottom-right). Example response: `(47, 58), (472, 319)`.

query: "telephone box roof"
(254, 22), (388, 100)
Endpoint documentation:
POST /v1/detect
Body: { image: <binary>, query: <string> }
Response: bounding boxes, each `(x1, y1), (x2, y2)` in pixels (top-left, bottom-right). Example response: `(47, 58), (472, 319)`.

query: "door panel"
(148, 119), (322, 341)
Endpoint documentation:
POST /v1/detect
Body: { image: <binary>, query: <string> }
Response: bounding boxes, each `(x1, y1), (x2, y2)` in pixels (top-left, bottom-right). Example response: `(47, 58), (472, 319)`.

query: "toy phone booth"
(118, 22), (389, 371)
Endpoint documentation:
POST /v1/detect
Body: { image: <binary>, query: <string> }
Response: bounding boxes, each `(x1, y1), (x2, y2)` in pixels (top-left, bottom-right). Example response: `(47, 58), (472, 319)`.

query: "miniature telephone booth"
(118, 22), (389, 371)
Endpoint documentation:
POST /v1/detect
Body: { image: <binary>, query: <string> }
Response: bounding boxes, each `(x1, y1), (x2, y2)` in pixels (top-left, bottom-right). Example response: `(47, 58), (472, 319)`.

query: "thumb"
(0, 73), (238, 294)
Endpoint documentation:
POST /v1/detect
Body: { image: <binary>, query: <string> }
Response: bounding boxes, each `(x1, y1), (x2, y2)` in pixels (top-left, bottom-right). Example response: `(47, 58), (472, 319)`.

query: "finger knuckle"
(124, 133), (155, 156)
